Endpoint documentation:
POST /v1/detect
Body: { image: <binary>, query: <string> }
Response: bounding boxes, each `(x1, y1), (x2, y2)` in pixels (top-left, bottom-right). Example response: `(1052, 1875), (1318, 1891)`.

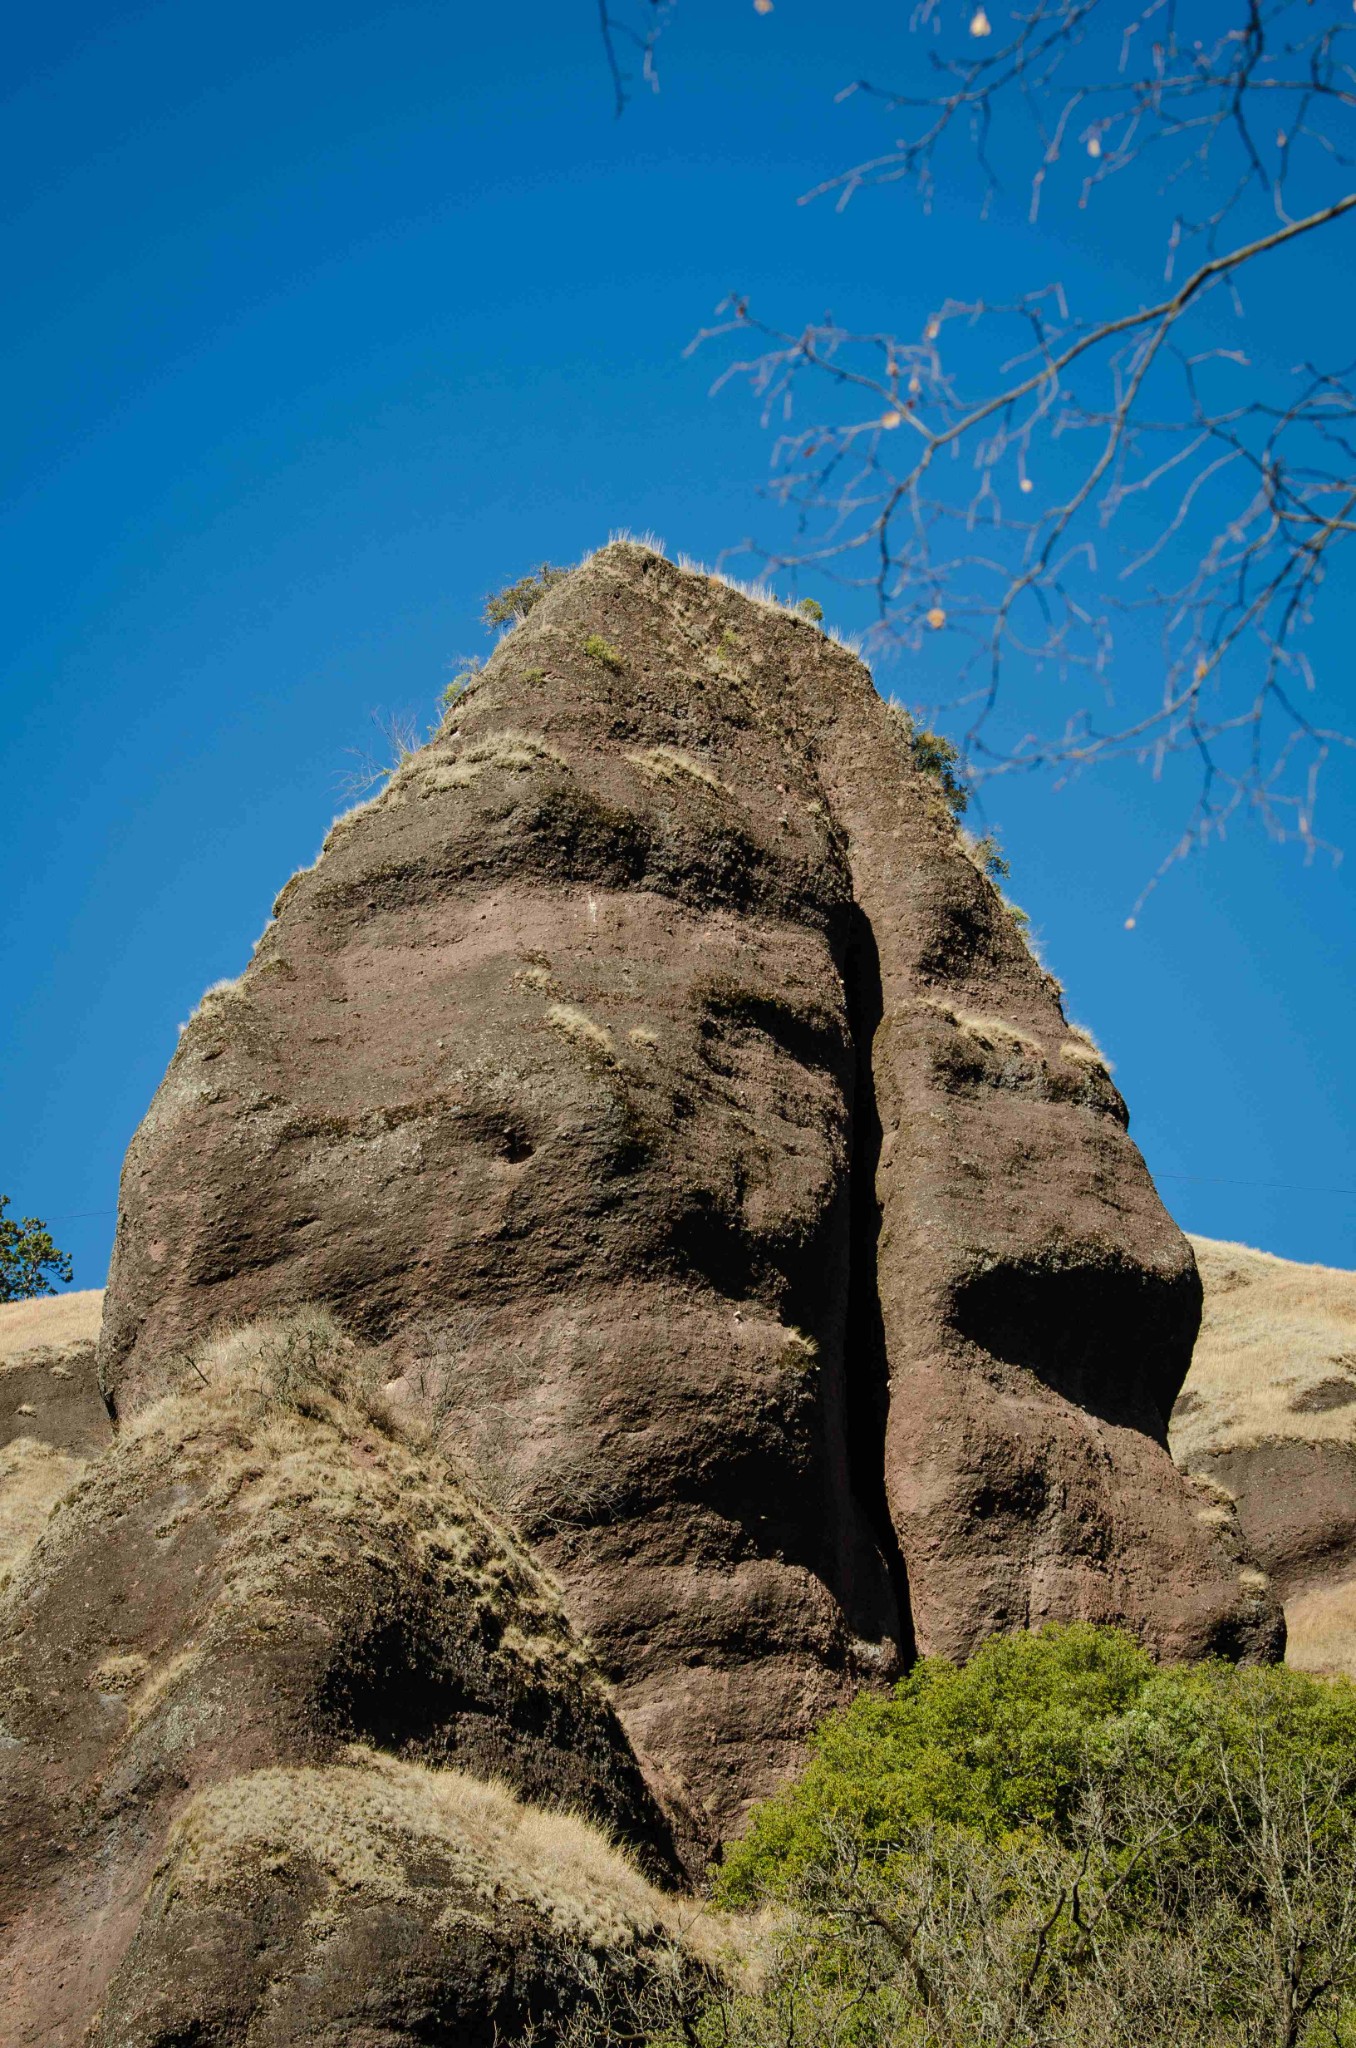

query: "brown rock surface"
(1172, 1236), (1356, 1676)
(97, 542), (1278, 1851)
(0, 1313), (681, 2046)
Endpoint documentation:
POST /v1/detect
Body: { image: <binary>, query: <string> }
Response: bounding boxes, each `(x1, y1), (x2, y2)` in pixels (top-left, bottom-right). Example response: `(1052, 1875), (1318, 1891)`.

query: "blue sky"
(2, 0), (1353, 1288)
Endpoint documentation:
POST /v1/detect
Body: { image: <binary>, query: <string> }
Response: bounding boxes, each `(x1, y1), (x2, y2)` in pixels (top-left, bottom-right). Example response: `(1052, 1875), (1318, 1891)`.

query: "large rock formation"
(0, 1312), (687, 2046)
(95, 541), (1279, 1858)
(1173, 1236), (1356, 1677)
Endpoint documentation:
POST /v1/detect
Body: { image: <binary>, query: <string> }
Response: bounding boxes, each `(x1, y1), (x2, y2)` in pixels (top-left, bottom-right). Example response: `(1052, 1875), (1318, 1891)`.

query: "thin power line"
(1155, 1171), (1356, 1199)
(26, 1207), (117, 1223)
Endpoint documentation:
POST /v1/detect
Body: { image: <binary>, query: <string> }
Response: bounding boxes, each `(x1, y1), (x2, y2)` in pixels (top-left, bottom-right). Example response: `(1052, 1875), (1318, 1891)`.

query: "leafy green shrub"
(439, 657), (482, 714)
(0, 1194), (73, 1301)
(795, 597), (824, 622)
(686, 1627), (1356, 2048)
(482, 562), (568, 626)
(885, 703), (970, 820)
(718, 1623), (1154, 1903)
(969, 831), (1010, 884)
(584, 633), (624, 671)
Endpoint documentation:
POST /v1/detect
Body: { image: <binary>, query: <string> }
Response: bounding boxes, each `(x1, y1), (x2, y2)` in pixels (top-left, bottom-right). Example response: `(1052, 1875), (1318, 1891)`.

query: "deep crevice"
(842, 903), (917, 1667)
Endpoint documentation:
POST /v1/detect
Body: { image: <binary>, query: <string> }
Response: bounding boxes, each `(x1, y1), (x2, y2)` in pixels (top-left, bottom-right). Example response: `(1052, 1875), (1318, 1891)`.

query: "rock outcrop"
(1173, 1236), (1356, 1677)
(94, 541), (1279, 1858)
(0, 1312), (685, 2046)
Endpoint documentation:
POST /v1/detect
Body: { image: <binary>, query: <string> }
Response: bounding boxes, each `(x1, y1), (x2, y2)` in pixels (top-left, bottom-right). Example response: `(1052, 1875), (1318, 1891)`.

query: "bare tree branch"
(677, 0), (1356, 902)
(596, 0), (671, 117)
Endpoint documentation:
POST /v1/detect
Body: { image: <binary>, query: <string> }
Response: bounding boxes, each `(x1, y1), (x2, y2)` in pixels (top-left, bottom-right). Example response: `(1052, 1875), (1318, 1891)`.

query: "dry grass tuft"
(545, 1004), (616, 1061)
(422, 730), (565, 791)
(320, 792), (382, 853)
(625, 747), (727, 795)
(180, 974), (245, 1034)
(142, 1303), (390, 1435)
(919, 999), (1044, 1059)
(91, 1649), (151, 1695)
(1171, 1237), (1356, 1459)
(606, 528), (668, 557)
(166, 1748), (690, 1953)
(1060, 1022), (1113, 1074)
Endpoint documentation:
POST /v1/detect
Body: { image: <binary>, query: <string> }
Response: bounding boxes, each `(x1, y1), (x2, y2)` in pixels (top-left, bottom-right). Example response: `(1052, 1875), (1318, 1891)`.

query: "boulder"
(97, 542), (1279, 1855)
(91, 1758), (690, 2048)
(0, 1312), (679, 2046)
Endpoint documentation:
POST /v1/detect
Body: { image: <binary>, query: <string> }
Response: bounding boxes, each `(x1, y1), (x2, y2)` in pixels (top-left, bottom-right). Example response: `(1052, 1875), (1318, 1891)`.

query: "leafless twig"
(680, 0), (1356, 907)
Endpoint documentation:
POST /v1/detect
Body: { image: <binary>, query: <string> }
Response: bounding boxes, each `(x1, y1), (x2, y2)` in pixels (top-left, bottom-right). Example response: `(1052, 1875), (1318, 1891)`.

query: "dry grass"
(1171, 1237), (1356, 1460)
(1282, 1576), (1356, 1679)
(320, 792), (382, 853)
(141, 1303), (390, 1432)
(606, 527), (668, 556)
(422, 730), (565, 791)
(0, 1288), (103, 1361)
(1060, 1022), (1113, 1074)
(919, 998), (1044, 1059)
(164, 1747), (699, 1954)
(663, 546), (853, 647)
(0, 1438), (87, 1587)
(91, 1649), (151, 1695)
(545, 1004), (616, 1061)
(625, 746), (727, 795)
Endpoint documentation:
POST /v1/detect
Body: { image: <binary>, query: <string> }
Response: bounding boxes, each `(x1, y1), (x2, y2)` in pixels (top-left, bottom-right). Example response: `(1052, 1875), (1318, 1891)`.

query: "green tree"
(717, 1622), (1157, 1903)
(688, 1627), (1356, 2048)
(0, 1194), (73, 1302)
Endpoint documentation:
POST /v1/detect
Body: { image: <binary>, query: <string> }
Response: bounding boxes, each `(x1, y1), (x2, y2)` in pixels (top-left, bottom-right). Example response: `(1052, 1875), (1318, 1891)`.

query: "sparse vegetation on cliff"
(584, 631), (625, 671)
(484, 562), (569, 626)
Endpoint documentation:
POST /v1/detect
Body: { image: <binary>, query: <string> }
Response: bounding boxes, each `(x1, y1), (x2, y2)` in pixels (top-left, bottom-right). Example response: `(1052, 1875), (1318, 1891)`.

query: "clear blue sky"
(3, 0), (1353, 1288)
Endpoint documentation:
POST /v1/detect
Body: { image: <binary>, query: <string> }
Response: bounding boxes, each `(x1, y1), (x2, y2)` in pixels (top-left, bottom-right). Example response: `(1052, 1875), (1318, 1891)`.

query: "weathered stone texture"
(96, 543), (1280, 1861)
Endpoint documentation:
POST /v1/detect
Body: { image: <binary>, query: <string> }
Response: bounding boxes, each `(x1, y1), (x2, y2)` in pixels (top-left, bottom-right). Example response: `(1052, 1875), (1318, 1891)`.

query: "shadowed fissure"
(842, 902), (916, 1667)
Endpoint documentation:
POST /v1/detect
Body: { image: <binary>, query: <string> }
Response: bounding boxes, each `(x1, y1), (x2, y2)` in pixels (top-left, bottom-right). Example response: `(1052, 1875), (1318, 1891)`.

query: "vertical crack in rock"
(841, 901), (917, 1664)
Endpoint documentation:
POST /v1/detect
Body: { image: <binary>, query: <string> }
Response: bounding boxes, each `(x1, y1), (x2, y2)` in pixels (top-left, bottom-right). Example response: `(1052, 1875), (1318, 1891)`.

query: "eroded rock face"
(98, 542), (1280, 1853)
(0, 1314), (679, 2046)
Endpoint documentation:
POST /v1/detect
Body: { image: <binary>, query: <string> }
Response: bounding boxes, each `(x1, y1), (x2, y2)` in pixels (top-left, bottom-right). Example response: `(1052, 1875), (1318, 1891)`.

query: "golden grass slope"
(0, 1290), (107, 1585)
(1173, 1236), (1356, 1679)
(0, 1288), (103, 1360)
(1172, 1237), (1356, 1460)
(0, 1440), (87, 1587)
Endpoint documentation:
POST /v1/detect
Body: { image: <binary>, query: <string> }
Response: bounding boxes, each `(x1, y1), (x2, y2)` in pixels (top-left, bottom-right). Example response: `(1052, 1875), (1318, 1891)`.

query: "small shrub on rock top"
(0, 1194), (72, 1301)
(483, 562), (569, 626)
(584, 633), (624, 671)
(632, 1626), (1356, 2048)
(439, 657), (483, 715)
(795, 597), (824, 622)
